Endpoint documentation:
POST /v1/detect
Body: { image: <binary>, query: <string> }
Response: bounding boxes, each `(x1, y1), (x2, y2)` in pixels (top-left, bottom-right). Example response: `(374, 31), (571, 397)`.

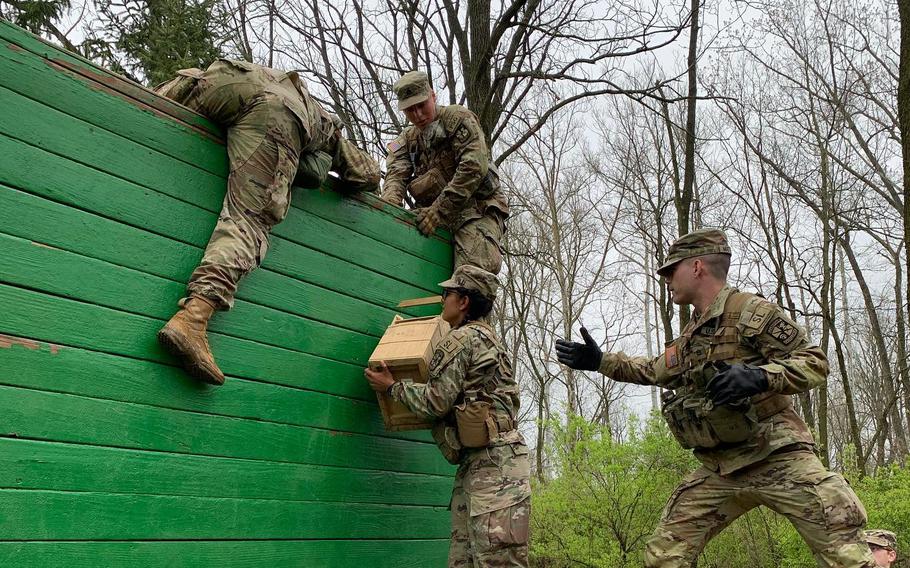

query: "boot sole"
(157, 327), (225, 386)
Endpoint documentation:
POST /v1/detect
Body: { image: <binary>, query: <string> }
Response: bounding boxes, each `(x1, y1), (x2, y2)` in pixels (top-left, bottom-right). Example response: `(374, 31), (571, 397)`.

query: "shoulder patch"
(456, 124), (471, 143)
(766, 317), (800, 345)
(665, 344), (680, 368)
(386, 134), (406, 153)
(429, 331), (468, 374)
(742, 300), (774, 332)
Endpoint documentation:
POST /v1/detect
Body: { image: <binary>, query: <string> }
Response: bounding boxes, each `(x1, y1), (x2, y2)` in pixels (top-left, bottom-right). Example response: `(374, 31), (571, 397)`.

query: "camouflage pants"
(454, 213), (505, 275)
(449, 444), (531, 567)
(644, 448), (876, 568)
(186, 95), (302, 309)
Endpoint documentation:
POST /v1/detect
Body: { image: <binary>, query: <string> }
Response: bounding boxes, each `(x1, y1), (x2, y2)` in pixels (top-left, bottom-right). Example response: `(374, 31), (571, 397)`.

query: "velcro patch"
(767, 317), (800, 345)
(745, 303), (774, 331)
(456, 125), (471, 143)
(386, 138), (403, 153)
(665, 345), (680, 368)
(430, 334), (466, 374)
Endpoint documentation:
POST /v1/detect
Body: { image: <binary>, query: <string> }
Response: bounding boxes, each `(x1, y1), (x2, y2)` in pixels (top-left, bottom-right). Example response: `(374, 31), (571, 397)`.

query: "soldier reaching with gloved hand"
(381, 71), (509, 275)
(154, 59), (380, 386)
(555, 229), (878, 568)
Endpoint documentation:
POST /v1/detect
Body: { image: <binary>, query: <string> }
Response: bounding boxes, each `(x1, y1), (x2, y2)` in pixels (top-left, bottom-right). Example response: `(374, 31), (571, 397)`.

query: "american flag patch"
(386, 139), (403, 153)
(665, 345), (679, 368)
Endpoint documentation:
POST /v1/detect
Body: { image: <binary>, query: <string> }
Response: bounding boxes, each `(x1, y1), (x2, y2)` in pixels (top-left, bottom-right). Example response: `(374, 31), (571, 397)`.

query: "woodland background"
(4, 0), (910, 564)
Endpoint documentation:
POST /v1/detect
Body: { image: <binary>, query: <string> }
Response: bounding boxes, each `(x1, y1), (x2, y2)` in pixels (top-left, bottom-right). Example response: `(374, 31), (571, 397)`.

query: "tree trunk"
(897, 0), (910, 387)
(841, 235), (910, 458)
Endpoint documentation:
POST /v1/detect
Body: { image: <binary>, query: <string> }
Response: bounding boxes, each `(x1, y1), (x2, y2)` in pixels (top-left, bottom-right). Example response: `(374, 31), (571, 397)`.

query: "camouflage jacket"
(382, 105), (509, 229)
(599, 285), (827, 474)
(390, 320), (530, 512)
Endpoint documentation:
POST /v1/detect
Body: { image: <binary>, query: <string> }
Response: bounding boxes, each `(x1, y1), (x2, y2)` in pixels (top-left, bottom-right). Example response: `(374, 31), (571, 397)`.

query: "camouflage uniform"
(389, 266), (530, 567)
(383, 72), (509, 275)
(592, 230), (876, 568)
(155, 59), (380, 309)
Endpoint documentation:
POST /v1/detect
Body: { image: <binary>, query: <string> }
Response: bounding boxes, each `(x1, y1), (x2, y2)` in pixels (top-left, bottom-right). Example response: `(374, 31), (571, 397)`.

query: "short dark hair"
(452, 288), (494, 321)
(701, 253), (731, 279)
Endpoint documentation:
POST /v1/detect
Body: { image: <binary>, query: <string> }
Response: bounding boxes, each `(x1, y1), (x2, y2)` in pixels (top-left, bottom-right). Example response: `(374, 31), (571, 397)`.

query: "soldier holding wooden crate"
(364, 265), (530, 567)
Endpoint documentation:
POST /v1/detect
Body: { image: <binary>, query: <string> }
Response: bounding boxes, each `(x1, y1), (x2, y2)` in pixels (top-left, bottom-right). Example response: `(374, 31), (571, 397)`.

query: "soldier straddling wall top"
(154, 59), (380, 385)
(382, 71), (509, 275)
(364, 266), (531, 567)
(555, 229), (878, 567)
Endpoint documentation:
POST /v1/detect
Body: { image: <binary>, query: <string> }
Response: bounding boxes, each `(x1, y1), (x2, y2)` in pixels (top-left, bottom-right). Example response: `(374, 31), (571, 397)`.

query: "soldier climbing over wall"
(555, 229), (879, 567)
(154, 59), (380, 386)
(382, 71), (509, 275)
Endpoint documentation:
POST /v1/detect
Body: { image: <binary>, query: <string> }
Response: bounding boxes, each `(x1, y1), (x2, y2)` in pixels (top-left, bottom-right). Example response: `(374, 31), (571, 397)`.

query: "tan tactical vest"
(661, 291), (792, 449)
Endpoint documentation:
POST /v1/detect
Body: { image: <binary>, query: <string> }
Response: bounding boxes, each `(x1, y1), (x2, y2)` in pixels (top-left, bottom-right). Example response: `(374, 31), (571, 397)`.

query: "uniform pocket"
(660, 471), (711, 523)
(811, 472), (867, 531)
(474, 498), (530, 550)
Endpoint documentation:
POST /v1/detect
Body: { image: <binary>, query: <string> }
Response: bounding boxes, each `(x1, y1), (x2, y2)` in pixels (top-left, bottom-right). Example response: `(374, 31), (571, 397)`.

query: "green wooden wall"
(0, 20), (456, 567)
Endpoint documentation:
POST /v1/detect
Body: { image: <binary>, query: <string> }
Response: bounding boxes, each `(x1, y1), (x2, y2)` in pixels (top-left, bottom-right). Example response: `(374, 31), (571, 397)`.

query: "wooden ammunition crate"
(369, 315), (450, 431)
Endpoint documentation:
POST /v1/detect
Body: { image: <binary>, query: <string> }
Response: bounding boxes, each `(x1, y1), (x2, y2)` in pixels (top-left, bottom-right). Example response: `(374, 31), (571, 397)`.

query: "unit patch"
(767, 317), (799, 345)
(456, 125), (471, 143)
(429, 347), (445, 371)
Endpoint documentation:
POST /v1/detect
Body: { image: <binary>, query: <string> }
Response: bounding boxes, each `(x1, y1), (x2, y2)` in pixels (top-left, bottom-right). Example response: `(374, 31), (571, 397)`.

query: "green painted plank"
(0, 489), (449, 540)
(0, 184), (440, 315)
(0, 40), (227, 175)
(0, 281), (373, 398)
(0, 83), (226, 209)
(0, 231), (385, 367)
(0, 438), (450, 505)
(274, 207), (451, 286)
(0, 385), (451, 475)
(0, 20), (221, 137)
(0, 540), (450, 568)
(0, 332), (432, 442)
(293, 187), (452, 267)
(0, 330), (433, 442)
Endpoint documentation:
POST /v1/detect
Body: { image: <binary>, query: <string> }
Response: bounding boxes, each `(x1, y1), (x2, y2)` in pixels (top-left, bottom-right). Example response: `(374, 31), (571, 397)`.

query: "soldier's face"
(663, 258), (697, 305)
(403, 91), (438, 130)
(870, 546), (896, 567)
(441, 288), (469, 326)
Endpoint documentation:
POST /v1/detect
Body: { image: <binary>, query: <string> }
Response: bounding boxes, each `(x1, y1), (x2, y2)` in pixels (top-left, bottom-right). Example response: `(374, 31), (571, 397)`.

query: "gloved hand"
(416, 203), (442, 236)
(555, 327), (603, 371)
(707, 362), (769, 406)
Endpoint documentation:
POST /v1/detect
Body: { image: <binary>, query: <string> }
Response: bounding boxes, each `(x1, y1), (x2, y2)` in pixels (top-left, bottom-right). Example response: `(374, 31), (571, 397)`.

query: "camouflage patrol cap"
(656, 228), (732, 276)
(438, 265), (498, 301)
(865, 529), (898, 549)
(393, 71), (432, 110)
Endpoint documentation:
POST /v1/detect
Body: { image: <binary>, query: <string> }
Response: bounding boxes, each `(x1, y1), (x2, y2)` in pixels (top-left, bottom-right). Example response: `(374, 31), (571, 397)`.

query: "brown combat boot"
(157, 296), (225, 385)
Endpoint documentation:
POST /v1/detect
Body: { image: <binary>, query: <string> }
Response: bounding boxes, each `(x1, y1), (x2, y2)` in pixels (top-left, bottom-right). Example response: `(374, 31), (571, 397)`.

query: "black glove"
(707, 362), (769, 406)
(555, 327), (603, 371)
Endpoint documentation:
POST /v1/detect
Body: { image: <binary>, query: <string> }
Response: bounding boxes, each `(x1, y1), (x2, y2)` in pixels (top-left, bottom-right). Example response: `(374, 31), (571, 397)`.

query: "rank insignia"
(768, 318), (799, 345)
(665, 344), (679, 368)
